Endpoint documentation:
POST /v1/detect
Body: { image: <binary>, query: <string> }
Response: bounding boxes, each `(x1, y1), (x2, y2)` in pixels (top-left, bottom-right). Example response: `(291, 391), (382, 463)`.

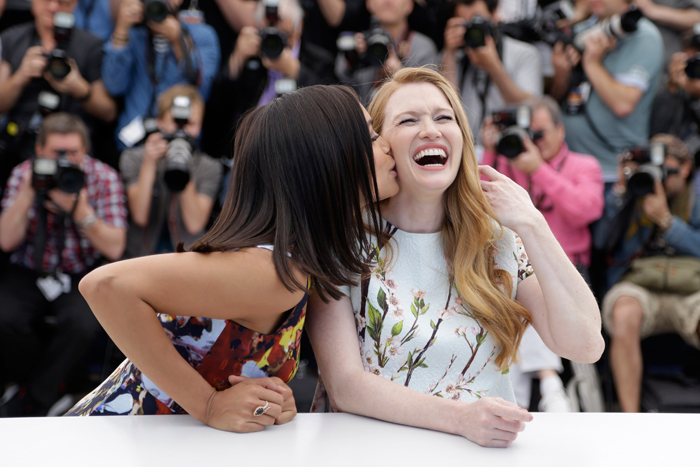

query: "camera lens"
(686, 56), (700, 80)
(496, 127), (527, 159)
(627, 171), (655, 198)
(56, 164), (85, 194)
(47, 55), (71, 80)
(464, 28), (486, 48)
(144, 0), (169, 23)
(164, 139), (192, 192)
(260, 28), (286, 60)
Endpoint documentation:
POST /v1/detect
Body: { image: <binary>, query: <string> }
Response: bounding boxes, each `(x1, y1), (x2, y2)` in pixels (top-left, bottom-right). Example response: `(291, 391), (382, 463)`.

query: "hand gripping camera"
(463, 15), (493, 49)
(45, 12), (75, 80)
(491, 106), (543, 159)
(620, 143), (667, 198)
(684, 23), (700, 79)
(32, 150), (85, 195)
(162, 96), (197, 192)
(364, 19), (393, 67)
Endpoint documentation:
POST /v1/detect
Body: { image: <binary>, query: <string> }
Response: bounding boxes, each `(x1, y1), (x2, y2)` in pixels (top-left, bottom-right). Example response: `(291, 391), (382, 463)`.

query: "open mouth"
(413, 148), (448, 167)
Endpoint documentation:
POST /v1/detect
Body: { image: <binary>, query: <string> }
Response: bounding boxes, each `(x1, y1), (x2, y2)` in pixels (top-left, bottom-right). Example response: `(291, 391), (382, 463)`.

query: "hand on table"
(458, 397), (532, 448)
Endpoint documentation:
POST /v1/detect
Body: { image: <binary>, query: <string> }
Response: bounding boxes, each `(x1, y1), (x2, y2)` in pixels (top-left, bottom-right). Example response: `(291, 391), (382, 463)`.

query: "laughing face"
(380, 82), (463, 198)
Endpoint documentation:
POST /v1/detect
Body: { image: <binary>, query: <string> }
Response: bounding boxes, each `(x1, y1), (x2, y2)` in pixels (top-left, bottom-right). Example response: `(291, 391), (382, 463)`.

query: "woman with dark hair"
(64, 85), (399, 432)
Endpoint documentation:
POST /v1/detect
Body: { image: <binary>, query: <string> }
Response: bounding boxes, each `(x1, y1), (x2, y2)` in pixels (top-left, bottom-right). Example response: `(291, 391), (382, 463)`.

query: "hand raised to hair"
(479, 165), (541, 231)
(203, 376), (287, 432)
(457, 397), (533, 448)
(229, 375), (297, 425)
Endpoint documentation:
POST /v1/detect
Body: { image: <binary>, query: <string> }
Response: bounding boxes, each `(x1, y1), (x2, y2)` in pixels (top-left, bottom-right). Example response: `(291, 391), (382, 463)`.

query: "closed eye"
(371, 134), (379, 142)
(399, 118), (416, 125)
(437, 115), (453, 122)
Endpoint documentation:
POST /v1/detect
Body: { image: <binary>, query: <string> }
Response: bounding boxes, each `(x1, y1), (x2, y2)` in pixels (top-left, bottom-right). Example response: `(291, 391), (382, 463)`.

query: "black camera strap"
(32, 194), (80, 275)
(459, 31), (504, 131)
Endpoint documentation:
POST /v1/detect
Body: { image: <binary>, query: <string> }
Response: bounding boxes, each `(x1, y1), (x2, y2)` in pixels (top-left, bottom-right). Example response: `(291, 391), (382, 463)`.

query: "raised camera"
(686, 53), (700, 80)
(620, 142), (666, 198)
(463, 15), (492, 49)
(259, 0), (288, 60)
(32, 150), (85, 194)
(45, 12), (74, 80)
(162, 96), (196, 192)
(491, 106), (543, 159)
(500, 0), (575, 46)
(142, 0), (169, 23)
(364, 19), (392, 67)
(573, 6), (643, 51)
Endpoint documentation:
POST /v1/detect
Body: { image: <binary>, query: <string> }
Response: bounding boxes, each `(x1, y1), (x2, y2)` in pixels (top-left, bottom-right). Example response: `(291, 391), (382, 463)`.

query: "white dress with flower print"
(311, 224), (533, 411)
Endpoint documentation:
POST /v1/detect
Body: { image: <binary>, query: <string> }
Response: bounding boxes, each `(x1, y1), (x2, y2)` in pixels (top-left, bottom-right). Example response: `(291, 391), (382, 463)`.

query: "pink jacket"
(481, 143), (604, 267)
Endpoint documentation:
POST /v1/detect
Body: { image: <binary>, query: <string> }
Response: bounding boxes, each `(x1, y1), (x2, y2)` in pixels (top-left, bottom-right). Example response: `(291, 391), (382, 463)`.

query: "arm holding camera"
(0, 47), (47, 113)
(123, 132), (167, 227)
(668, 51), (700, 97)
(441, 17), (466, 88)
(228, 27), (261, 80)
(633, 0), (700, 31)
(178, 180), (215, 235)
(581, 31), (644, 118)
(0, 168), (35, 253)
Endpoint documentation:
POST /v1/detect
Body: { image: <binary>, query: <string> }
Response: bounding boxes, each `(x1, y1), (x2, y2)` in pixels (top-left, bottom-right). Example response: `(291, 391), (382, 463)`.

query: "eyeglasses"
(666, 167), (681, 176)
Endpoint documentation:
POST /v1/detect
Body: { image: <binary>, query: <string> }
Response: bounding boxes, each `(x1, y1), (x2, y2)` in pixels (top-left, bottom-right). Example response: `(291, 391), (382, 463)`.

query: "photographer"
(335, 0), (438, 104)
(0, 112), (126, 417)
(0, 0), (117, 192)
(594, 134), (700, 412)
(481, 96), (604, 411)
(104, 0), (220, 150)
(558, 0), (664, 183)
(120, 84), (221, 257)
(441, 0), (543, 142)
(633, 0), (700, 66)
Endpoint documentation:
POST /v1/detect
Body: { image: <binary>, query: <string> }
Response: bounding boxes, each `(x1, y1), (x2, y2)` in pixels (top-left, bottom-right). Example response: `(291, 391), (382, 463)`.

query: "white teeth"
(413, 148), (447, 161)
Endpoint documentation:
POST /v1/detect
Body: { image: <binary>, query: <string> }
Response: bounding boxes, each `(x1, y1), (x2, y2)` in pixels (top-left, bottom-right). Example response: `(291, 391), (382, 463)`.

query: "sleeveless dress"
(66, 246), (307, 416)
(311, 224), (533, 411)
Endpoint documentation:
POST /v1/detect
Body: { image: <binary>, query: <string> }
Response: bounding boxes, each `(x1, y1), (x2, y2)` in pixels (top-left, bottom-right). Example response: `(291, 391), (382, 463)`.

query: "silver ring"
(253, 400), (269, 417)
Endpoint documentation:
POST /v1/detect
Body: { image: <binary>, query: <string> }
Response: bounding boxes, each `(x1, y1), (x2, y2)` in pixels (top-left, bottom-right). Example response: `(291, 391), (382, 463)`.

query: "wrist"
(114, 24), (131, 40)
(74, 79), (91, 102)
(657, 212), (674, 231)
(76, 209), (98, 230)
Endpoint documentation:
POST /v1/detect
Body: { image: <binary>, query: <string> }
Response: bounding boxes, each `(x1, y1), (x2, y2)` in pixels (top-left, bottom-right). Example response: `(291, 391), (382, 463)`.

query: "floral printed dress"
(66, 248), (307, 416)
(311, 224), (533, 411)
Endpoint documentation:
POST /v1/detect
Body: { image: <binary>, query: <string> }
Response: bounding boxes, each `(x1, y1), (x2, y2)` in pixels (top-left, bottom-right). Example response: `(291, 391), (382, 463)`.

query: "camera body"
(491, 106), (543, 159)
(364, 20), (392, 67)
(259, 0), (288, 60)
(32, 150), (85, 195)
(142, 0), (170, 23)
(686, 54), (700, 80)
(463, 15), (493, 49)
(500, 0), (575, 46)
(44, 12), (74, 80)
(161, 96), (196, 193)
(620, 142), (666, 198)
(573, 6), (643, 51)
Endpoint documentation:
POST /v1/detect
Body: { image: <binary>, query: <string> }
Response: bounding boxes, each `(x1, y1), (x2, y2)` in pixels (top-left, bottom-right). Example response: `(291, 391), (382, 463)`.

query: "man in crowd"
(441, 0), (542, 144)
(595, 134), (700, 412)
(0, 112), (127, 416)
(481, 96), (605, 411)
(103, 0), (220, 150)
(0, 0), (116, 193)
(335, 0), (438, 104)
(558, 0), (664, 183)
(634, 0), (700, 66)
(120, 84), (221, 257)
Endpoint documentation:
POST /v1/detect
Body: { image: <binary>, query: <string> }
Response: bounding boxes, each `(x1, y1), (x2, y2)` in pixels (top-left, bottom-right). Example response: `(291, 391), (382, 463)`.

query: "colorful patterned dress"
(312, 223), (533, 411)
(66, 247), (307, 416)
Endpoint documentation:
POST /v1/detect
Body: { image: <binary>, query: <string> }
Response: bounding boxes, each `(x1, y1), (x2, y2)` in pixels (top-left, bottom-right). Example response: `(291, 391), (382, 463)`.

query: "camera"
(44, 12), (74, 80)
(491, 106), (543, 159)
(620, 142), (666, 198)
(259, 0), (288, 60)
(364, 19), (392, 67)
(32, 150), (85, 194)
(573, 6), (643, 51)
(501, 0), (575, 46)
(27, 91), (61, 137)
(142, 0), (170, 23)
(686, 54), (700, 80)
(161, 96), (197, 192)
(463, 15), (493, 49)
(337, 32), (362, 70)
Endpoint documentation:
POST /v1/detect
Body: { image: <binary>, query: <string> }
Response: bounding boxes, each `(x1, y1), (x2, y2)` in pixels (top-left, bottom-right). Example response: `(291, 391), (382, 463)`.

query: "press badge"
(118, 115), (146, 148)
(564, 82), (591, 115)
(36, 272), (71, 302)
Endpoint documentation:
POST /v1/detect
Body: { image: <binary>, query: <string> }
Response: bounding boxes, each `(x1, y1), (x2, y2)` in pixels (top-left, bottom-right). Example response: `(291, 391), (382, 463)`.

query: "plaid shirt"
(1, 156), (127, 275)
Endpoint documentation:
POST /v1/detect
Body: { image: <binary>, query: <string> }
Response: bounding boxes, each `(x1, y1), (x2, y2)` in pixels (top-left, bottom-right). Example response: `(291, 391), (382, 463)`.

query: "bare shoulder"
(83, 248), (306, 324)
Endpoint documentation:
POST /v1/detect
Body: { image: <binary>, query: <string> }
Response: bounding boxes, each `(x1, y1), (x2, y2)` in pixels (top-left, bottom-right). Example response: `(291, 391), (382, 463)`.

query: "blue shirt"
(103, 22), (221, 149)
(74, 0), (113, 43)
(563, 19), (664, 181)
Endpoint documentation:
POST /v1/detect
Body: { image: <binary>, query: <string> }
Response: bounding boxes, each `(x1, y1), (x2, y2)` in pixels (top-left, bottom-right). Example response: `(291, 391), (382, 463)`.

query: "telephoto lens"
(163, 135), (193, 192)
(492, 106), (532, 159)
(621, 143), (666, 198)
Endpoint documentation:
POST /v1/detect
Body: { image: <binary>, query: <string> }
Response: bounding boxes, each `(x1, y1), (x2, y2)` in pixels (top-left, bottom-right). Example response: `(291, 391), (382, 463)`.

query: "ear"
(681, 158), (693, 179)
(556, 123), (565, 140)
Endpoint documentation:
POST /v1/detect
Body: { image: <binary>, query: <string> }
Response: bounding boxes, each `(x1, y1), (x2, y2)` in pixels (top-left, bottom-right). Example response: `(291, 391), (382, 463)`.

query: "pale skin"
(609, 155), (697, 412)
(633, 0), (700, 31)
(441, 3), (534, 105)
(667, 51), (700, 98)
(0, 133), (126, 261)
(307, 82), (604, 448)
(126, 103), (214, 235)
(77, 110), (397, 432)
(0, 0), (116, 121)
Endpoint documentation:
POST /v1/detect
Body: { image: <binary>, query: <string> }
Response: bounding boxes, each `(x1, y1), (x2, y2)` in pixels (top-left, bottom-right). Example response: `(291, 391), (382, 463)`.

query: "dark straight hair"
(189, 85), (382, 301)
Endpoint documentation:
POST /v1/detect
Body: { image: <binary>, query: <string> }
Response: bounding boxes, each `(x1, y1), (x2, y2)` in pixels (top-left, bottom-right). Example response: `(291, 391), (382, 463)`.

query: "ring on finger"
(253, 400), (269, 417)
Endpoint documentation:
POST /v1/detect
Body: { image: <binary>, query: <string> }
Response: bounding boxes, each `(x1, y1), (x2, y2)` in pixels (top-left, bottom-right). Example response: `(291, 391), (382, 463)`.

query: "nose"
(378, 135), (392, 156)
(418, 119), (441, 140)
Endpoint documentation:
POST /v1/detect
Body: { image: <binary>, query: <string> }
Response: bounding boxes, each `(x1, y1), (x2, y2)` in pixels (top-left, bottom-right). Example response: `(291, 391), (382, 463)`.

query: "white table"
(2, 412), (697, 466)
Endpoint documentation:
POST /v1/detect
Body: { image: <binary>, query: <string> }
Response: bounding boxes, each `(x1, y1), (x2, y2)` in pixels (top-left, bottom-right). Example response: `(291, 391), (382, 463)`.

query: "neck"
(381, 190), (445, 233)
(544, 143), (566, 165)
(382, 20), (408, 41)
(36, 24), (56, 50)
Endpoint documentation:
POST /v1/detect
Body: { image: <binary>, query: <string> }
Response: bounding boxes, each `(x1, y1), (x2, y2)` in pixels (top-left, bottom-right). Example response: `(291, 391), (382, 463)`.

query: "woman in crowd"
(64, 85), (400, 432)
(307, 68), (604, 447)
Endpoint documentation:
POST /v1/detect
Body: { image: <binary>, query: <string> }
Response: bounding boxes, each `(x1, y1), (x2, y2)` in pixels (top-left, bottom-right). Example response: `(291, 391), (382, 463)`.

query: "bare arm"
(124, 135), (166, 227)
(317, 0), (346, 28)
(79, 249), (305, 429)
(479, 165), (604, 363)
(583, 59), (643, 118)
(306, 293), (532, 448)
(214, 0), (256, 32)
(0, 52), (43, 113)
(0, 171), (34, 253)
(441, 18), (465, 89)
(179, 182), (214, 235)
(636, 0), (700, 31)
